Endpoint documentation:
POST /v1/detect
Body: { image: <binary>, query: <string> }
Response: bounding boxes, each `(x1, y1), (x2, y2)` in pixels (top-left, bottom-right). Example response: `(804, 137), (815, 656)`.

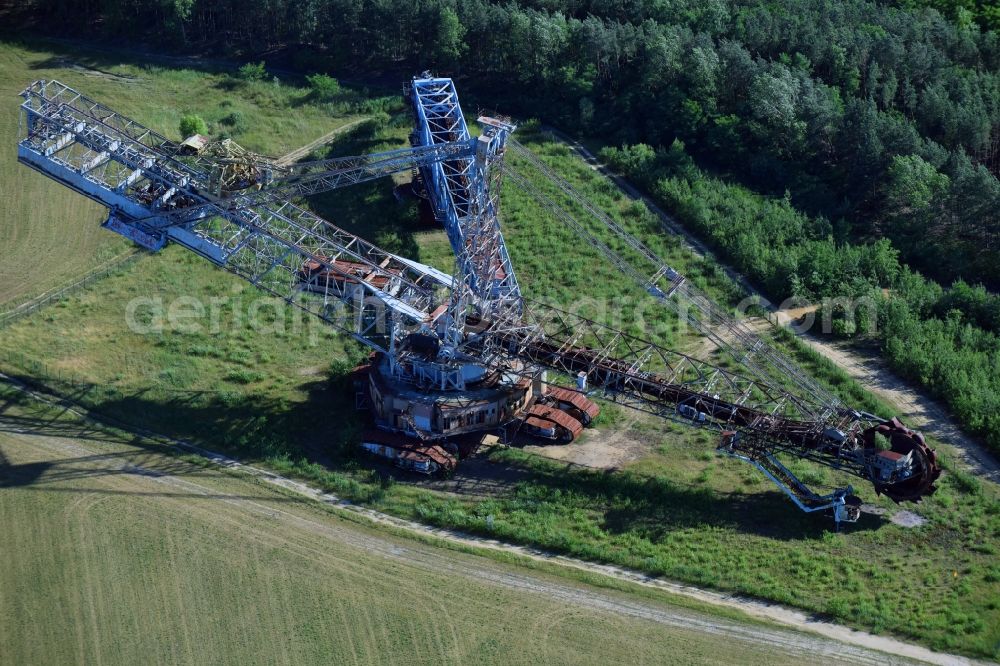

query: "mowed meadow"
(0, 41), (997, 659)
(1, 385), (812, 666)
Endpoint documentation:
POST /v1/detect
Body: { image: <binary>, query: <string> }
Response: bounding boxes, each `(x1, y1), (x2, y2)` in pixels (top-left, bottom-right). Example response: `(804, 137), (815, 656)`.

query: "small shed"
(178, 134), (209, 154)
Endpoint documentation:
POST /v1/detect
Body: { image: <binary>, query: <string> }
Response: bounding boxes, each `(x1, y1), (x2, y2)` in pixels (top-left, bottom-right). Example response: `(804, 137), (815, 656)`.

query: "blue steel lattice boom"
(408, 77), (520, 318)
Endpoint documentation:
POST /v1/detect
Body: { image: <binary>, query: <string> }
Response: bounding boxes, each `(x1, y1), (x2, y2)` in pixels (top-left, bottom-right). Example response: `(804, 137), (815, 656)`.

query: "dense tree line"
(603, 141), (1000, 451)
(18, 0), (1000, 289)
(897, 0), (1000, 32)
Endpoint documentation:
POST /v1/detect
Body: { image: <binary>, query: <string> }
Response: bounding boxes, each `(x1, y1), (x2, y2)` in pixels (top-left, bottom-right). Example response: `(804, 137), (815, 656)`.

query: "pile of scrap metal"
(298, 255), (403, 294)
(182, 137), (276, 196)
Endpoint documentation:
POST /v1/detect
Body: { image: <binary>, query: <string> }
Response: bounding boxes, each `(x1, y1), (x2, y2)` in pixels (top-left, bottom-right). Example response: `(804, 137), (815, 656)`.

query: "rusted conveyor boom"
(474, 302), (941, 505)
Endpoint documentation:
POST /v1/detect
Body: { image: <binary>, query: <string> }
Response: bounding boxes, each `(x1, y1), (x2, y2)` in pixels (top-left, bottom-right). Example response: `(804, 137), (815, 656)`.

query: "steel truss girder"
(17, 80), (450, 350)
(179, 197), (448, 321)
(162, 140), (481, 224)
(265, 140), (475, 197)
(410, 77), (520, 315)
(20, 79), (208, 182)
(463, 299), (878, 472)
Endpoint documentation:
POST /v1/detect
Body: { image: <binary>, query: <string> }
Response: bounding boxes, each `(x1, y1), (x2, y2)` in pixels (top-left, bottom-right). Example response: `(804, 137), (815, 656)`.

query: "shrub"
(237, 61), (267, 82)
(600, 143), (660, 187)
(306, 73), (341, 101)
(178, 113), (207, 137)
(225, 368), (267, 384)
(220, 110), (249, 135)
(935, 280), (1000, 334)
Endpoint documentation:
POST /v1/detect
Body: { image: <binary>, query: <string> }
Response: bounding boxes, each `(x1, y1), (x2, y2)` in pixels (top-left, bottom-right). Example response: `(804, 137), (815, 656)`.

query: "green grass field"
(0, 384), (855, 666)
(0, 40), (366, 309)
(0, 40), (998, 659)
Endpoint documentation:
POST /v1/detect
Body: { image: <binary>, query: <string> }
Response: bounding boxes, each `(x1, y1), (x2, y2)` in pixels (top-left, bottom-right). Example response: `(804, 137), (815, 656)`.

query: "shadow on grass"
(287, 88), (368, 109)
(492, 454), (889, 540)
(27, 44), (237, 79)
(0, 388), (318, 505)
(0, 446), (307, 503)
(1, 367), (889, 540)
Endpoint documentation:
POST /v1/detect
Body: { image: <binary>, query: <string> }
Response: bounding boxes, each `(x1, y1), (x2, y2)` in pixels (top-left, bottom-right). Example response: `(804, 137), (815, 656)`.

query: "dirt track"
(545, 127), (999, 482)
(275, 118), (367, 166)
(783, 328), (999, 482)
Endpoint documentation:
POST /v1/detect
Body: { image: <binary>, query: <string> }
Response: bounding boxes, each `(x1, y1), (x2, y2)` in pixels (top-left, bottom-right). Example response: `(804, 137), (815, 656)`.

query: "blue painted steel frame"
(16, 79), (453, 350)
(410, 77), (521, 306)
(720, 448), (858, 526)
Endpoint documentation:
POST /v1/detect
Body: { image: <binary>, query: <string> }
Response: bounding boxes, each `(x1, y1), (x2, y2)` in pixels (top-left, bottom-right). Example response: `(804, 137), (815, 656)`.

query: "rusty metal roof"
(546, 386), (600, 419)
(526, 403), (583, 437)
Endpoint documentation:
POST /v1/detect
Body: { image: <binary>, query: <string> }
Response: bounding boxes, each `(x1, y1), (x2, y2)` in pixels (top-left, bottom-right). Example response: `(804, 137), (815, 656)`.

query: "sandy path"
(275, 118), (367, 166)
(787, 329), (999, 481)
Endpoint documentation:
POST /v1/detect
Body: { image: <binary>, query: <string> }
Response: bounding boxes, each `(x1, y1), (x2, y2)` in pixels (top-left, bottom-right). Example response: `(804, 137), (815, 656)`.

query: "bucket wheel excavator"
(16, 76), (940, 526)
